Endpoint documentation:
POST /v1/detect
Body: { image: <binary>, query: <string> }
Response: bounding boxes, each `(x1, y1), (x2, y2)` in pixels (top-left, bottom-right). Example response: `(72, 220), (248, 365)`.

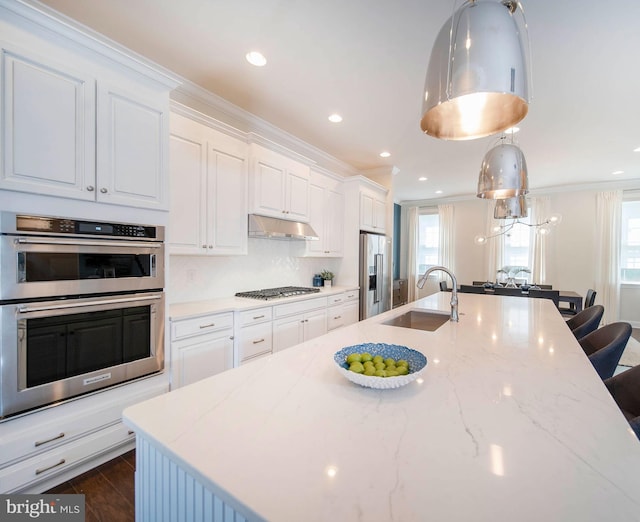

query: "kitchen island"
(123, 292), (640, 521)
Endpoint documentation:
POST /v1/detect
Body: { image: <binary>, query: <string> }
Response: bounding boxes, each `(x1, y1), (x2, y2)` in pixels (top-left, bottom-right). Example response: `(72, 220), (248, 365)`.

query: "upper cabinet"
(360, 185), (387, 234)
(0, 5), (178, 210)
(169, 111), (248, 256)
(306, 169), (344, 257)
(249, 143), (311, 222)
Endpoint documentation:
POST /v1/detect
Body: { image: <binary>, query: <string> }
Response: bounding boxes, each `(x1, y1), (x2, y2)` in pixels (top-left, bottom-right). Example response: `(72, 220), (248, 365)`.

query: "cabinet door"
(306, 183), (326, 256)
(343, 301), (360, 326)
(253, 158), (286, 218)
(175, 333), (233, 388)
(373, 198), (386, 232)
(285, 164), (310, 221)
(208, 138), (248, 255)
(169, 128), (207, 254)
(326, 188), (344, 255)
(360, 193), (374, 230)
(303, 308), (327, 341)
(0, 46), (95, 200)
(96, 81), (168, 209)
(272, 314), (303, 353)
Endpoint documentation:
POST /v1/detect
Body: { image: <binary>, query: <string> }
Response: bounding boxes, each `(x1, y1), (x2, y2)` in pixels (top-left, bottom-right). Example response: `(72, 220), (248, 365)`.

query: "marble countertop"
(124, 292), (640, 521)
(169, 285), (358, 320)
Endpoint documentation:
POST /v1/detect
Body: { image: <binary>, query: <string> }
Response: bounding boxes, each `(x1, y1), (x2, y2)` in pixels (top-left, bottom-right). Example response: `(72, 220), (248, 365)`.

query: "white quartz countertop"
(169, 285), (358, 320)
(124, 292), (640, 521)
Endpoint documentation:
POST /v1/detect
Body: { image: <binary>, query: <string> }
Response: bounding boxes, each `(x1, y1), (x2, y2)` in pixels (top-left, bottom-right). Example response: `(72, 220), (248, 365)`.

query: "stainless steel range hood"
(248, 214), (319, 241)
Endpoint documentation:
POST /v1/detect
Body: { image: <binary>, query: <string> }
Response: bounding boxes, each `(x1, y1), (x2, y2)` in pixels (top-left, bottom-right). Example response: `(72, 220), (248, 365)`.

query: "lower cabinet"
(171, 312), (234, 388)
(235, 307), (273, 365)
(327, 290), (360, 331)
(0, 376), (167, 493)
(272, 297), (328, 352)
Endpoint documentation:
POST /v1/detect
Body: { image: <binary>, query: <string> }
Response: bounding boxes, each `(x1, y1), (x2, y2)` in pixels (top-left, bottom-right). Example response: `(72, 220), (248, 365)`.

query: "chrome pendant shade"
(421, 0), (530, 140)
(494, 195), (527, 218)
(477, 142), (528, 199)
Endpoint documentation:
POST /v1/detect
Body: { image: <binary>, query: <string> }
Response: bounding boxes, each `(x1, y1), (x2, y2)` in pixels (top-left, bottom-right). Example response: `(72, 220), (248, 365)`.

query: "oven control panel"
(5, 214), (164, 241)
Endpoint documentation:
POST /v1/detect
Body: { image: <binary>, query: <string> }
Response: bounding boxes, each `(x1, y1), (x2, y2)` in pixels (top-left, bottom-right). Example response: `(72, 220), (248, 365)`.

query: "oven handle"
(15, 237), (162, 248)
(17, 294), (163, 314)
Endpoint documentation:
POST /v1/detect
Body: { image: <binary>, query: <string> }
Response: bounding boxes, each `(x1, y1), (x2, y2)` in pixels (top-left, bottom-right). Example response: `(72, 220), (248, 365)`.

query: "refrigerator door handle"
(374, 253), (383, 303)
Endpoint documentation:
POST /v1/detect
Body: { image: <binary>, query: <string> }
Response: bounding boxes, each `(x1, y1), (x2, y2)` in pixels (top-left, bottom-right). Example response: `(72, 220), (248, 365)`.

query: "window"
(502, 216), (532, 267)
(416, 211), (439, 275)
(621, 200), (640, 282)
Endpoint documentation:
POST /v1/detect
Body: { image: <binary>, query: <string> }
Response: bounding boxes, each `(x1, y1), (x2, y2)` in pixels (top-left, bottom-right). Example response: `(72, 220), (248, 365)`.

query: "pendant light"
(494, 195), (527, 218)
(477, 140), (528, 199)
(420, 0), (530, 140)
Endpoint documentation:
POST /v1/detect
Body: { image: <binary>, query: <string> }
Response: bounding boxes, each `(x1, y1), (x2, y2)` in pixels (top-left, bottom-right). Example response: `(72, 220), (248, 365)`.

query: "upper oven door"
(0, 235), (165, 300)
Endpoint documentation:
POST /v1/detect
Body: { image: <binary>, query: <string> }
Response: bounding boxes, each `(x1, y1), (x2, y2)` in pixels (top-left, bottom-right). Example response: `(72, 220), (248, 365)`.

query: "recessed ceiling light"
(246, 51), (267, 67)
(612, 170), (624, 175)
(504, 126), (520, 134)
(379, 151), (391, 158)
(328, 114), (343, 123)
(418, 176), (427, 181)
(435, 190), (443, 194)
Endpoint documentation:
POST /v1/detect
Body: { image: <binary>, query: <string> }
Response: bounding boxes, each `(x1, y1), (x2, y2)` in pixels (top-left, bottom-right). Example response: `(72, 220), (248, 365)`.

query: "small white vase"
(324, 279), (332, 288)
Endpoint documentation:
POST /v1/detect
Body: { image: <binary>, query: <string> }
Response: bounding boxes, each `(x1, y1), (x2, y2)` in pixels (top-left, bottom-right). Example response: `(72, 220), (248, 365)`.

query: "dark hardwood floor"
(45, 450), (135, 522)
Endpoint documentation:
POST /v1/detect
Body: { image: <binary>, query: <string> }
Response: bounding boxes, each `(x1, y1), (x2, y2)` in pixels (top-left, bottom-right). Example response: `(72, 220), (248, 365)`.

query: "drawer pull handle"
(36, 459), (66, 475)
(34, 432), (65, 447)
(252, 338), (265, 344)
(199, 322), (215, 329)
(253, 315), (265, 320)
(333, 299), (342, 303)
(128, 430), (135, 435)
(334, 315), (342, 320)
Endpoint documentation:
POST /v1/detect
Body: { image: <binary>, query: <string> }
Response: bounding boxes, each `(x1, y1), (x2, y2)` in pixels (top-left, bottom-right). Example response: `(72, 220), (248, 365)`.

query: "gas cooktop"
(235, 286), (320, 300)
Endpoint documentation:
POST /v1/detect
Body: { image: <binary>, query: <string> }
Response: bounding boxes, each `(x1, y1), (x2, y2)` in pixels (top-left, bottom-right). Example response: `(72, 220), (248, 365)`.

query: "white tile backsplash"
(168, 238), (343, 303)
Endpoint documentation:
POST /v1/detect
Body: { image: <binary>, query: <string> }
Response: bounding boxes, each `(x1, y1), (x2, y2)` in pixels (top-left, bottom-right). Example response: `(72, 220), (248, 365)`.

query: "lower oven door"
(0, 292), (164, 419)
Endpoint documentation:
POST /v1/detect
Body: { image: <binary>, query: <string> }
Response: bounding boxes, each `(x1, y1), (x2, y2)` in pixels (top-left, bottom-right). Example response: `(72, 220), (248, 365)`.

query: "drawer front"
(0, 382), (165, 468)
(237, 307), (273, 327)
(273, 297), (327, 318)
(327, 293), (345, 306)
(238, 322), (273, 362)
(0, 423), (133, 493)
(343, 289), (358, 301)
(171, 312), (234, 341)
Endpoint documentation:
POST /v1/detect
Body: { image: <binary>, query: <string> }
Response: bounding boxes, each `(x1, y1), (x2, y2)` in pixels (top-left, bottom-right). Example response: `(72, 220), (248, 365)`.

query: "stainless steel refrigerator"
(359, 232), (391, 320)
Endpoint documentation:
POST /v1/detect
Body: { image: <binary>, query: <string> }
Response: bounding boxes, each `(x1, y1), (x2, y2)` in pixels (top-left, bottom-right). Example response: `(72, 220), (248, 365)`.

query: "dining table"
(558, 290), (583, 313)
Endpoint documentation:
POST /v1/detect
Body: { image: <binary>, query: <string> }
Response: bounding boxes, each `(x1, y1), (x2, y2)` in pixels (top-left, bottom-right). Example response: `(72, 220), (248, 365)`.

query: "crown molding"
(171, 79), (359, 177)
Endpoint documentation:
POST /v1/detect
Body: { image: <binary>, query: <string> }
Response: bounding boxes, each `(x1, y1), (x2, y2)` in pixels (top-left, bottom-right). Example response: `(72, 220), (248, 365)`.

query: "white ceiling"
(36, 0), (640, 203)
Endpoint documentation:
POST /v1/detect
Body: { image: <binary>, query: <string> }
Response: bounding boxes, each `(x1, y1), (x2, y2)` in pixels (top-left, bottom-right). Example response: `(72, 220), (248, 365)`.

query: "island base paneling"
(135, 436), (253, 522)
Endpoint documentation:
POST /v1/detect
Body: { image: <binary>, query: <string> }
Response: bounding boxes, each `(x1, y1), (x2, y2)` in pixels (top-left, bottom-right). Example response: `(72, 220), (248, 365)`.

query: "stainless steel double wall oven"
(0, 213), (165, 419)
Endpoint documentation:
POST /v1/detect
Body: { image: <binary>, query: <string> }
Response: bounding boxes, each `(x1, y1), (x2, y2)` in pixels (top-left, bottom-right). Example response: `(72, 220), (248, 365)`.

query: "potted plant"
(320, 269), (334, 288)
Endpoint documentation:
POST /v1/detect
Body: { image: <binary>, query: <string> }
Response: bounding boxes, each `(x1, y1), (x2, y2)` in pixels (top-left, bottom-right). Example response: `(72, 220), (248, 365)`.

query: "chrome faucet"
(416, 265), (459, 322)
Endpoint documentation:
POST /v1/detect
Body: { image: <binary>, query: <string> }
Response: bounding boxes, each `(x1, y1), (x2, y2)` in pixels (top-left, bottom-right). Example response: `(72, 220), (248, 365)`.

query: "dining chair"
(527, 289), (560, 308)
(439, 281), (448, 291)
(493, 287), (525, 297)
(604, 363), (640, 439)
(565, 305), (604, 340)
(459, 285), (488, 294)
(559, 288), (596, 317)
(578, 322), (632, 380)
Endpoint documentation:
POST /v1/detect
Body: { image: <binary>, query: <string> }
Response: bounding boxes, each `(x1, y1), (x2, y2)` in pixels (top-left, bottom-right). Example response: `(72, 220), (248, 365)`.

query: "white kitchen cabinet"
(272, 297), (328, 352)
(249, 143), (311, 222)
(236, 306), (273, 365)
(360, 189), (387, 234)
(170, 312), (234, 388)
(0, 376), (167, 493)
(327, 289), (360, 331)
(0, 40), (174, 210)
(306, 169), (344, 257)
(169, 112), (248, 255)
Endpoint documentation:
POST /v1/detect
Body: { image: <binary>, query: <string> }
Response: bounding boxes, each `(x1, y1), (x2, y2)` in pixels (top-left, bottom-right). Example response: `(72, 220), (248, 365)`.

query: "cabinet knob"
(208, 245), (213, 249)
(100, 187), (108, 194)
(202, 245), (207, 249)
(86, 185), (95, 192)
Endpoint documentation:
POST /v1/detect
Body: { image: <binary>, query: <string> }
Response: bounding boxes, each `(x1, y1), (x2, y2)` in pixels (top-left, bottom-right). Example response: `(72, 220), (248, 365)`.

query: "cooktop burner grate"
(235, 286), (321, 300)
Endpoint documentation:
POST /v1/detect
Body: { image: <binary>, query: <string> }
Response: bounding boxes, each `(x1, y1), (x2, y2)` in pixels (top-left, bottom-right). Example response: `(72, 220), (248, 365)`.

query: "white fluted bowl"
(334, 343), (427, 389)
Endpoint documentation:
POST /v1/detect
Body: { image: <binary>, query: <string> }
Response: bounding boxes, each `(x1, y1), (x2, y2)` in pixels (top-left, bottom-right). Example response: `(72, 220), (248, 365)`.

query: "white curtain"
(438, 204), (455, 272)
(529, 196), (550, 285)
(595, 190), (622, 324)
(484, 201), (503, 281)
(407, 206), (418, 302)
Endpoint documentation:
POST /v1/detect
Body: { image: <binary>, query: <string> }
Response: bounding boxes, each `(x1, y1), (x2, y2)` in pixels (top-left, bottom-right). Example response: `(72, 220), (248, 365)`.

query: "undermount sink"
(382, 309), (451, 332)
